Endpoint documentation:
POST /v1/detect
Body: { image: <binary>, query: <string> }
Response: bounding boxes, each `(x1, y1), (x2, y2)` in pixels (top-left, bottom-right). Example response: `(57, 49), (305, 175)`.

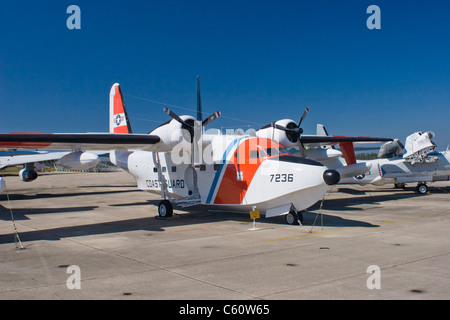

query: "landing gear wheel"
(416, 183), (428, 194)
(158, 200), (173, 218)
(285, 211), (304, 225)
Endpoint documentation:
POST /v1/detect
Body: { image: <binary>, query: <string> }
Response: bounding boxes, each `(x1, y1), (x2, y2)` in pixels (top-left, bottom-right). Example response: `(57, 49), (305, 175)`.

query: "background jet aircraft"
(306, 126), (450, 194)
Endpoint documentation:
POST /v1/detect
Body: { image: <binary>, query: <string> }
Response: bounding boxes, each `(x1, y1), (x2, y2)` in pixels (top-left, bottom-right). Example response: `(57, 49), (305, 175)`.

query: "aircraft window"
(213, 164), (221, 171)
(171, 166), (176, 172)
(162, 167), (166, 172)
(200, 165), (206, 171)
(264, 147), (288, 157)
(265, 148), (280, 157)
(153, 167), (158, 172)
(249, 150), (260, 159)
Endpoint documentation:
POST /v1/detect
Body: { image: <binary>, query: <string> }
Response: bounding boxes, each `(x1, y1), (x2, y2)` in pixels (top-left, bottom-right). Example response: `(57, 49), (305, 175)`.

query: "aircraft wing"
(300, 135), (392, 145)
(300, 135), (392, 165)
(0, 151), (71, 169)
(0, 133), (161, 151)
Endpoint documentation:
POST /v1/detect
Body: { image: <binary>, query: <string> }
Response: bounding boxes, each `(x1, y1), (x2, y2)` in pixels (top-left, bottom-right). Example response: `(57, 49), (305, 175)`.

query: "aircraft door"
(184, 166), (199, 196)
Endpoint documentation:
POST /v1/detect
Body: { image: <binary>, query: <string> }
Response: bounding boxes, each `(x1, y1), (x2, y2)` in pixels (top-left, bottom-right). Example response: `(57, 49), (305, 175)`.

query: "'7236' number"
(270, 174), (293, 182)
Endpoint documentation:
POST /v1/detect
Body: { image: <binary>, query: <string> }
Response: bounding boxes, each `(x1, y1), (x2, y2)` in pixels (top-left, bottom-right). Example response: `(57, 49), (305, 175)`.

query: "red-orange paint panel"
(213, 138), (286, 205)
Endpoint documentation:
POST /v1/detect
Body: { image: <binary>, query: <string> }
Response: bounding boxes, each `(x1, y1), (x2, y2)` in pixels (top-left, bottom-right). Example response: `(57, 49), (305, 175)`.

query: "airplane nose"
(323, 169), (340, 185)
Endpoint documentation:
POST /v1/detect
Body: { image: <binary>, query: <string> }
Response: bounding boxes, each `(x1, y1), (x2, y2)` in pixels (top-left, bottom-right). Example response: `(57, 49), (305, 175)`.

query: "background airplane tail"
(109, 83), (133, 134)
(317, 124), (356, 165)
(338, 141), (356, 165)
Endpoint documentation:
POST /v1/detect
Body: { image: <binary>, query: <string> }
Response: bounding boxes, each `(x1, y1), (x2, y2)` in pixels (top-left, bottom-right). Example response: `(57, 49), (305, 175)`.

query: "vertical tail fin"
(339, 141), (356, 165)
(109, 83), (132, 134)
(318, 124), (356, 165)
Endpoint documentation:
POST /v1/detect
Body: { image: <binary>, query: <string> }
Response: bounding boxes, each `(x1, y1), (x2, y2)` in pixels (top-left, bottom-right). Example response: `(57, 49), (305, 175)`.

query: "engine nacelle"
(149, 116), (197, 152)
(19, 168), (38, 182)
(56, 151), (100, 170)
(256, 119), (299, 149)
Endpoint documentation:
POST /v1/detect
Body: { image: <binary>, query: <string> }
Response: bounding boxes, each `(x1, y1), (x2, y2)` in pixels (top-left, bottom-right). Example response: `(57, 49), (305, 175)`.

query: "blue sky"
(1, 0), (449, 148)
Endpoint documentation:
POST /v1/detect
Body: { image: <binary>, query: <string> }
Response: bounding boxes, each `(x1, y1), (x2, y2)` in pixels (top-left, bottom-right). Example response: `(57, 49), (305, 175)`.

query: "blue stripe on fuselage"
(205, 137), (246, 204)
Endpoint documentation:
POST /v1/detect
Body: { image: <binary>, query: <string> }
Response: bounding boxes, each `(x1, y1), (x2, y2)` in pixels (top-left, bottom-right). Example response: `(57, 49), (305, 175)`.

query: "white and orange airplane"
(0, 80), (392, 224)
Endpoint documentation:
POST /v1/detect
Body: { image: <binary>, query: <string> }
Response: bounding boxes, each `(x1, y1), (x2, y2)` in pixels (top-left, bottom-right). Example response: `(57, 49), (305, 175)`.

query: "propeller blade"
(273, 123), (288, 131)
(298, 106), (310, 127)
(202, 111), (221, 126)
(163, 107), (191, 128)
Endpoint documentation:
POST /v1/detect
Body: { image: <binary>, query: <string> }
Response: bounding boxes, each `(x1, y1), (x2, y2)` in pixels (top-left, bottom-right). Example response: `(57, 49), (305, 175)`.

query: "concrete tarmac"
(0, 171), (449, 300)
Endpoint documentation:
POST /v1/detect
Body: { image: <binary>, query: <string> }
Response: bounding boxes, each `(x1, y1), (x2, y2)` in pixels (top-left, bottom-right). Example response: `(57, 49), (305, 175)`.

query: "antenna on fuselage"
(197, 75), (202, 122)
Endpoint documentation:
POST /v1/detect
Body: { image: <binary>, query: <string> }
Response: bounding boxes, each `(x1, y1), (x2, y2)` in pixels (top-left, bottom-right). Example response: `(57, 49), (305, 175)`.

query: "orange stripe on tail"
(109, 83), (132, 134)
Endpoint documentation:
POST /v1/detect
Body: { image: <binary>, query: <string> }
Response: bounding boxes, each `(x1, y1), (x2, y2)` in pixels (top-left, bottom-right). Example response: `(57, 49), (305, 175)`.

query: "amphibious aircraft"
(0, 80), (392, 224)
(292, 125), (450, 194)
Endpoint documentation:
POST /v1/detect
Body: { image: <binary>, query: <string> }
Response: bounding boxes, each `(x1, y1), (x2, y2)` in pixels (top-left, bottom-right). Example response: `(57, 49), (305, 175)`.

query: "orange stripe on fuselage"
(213, 138), (285, 205)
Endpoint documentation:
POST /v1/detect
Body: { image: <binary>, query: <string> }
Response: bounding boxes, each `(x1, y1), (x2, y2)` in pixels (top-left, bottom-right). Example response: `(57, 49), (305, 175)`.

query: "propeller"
(202, 111), (221, 127)
(163, 107), (192, 129)
(163, 76), (221, 142)
(274, 106), (310, 143)
(163, 107), (221, 140)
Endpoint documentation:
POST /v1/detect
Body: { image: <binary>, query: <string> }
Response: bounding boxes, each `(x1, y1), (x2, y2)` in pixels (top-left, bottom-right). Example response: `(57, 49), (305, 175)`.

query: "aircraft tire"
(158, 200), (173, 218)
(416, 183), (428, 195)
(285, 211), (303, 225)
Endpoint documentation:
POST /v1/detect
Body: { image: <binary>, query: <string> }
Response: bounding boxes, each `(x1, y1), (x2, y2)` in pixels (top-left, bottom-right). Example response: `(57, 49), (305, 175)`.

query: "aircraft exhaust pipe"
(323, 169), (340, 185)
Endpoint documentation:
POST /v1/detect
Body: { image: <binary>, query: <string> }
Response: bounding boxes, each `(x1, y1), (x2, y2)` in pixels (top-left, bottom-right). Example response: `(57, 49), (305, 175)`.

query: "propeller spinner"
(274, 106), (310, 143)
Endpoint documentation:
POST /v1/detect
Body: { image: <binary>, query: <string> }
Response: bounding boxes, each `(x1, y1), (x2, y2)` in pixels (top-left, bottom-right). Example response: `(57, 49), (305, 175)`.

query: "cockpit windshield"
(234, 138), (289, 164)
(249, 146), (288, 159)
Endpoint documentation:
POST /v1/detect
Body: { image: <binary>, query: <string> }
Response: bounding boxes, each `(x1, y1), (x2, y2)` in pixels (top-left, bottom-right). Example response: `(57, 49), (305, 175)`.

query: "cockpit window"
(248, 146), (288, 159)
(264, 147), (288, 157)
(279, 146), (288, 155)
(234, 138), (289, 163)
(249, 150), (260, 159)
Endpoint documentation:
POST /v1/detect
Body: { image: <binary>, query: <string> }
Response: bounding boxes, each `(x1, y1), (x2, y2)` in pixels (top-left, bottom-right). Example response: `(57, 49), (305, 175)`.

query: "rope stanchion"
(4, 183), (25, 249)
(308, 186), (334, 233)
